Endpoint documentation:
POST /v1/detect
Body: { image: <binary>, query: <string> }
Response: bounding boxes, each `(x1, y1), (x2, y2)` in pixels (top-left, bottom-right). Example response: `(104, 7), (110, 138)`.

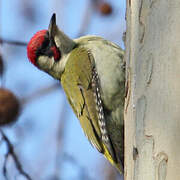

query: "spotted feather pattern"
(91, 67), (116, 161)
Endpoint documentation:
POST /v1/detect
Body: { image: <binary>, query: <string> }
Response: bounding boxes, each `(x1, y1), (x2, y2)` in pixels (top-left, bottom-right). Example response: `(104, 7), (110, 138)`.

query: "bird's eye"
(41, 38), (50, 49)
(34, 32), (60, 62)
(36, 37), (51, 57)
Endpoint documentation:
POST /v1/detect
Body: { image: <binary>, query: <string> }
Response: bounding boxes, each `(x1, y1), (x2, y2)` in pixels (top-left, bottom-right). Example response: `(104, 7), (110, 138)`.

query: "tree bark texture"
(124, 0), (180, 179)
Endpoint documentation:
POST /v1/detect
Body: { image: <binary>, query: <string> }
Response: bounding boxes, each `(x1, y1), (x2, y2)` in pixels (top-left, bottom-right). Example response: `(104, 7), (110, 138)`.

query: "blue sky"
(0, 0), (125, 179)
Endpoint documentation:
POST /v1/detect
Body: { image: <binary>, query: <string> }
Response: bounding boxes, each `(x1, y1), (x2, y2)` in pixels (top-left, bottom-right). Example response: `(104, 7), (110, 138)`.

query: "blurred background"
(0, 0), (126, 179)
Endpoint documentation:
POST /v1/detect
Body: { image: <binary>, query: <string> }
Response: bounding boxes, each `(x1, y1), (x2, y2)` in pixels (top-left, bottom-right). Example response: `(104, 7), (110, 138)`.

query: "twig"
(76, 0), (93, 37)
(21, 83), (60, 105)
(0, 38), (27, 46)
(0, 130), (32, 180)
(53, 100), (67, 179)
(63, 152), (94, 180)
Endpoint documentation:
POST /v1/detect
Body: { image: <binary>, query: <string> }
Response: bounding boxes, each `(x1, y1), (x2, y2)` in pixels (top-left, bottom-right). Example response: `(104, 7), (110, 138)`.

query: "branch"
(21, 83), (60, 105)
(76, 0), (93, 37)
(52, 100), (67, 179)
(0, 38), (27, 46)
(63, 152), (93, 180)
(0, 130), (32, 180)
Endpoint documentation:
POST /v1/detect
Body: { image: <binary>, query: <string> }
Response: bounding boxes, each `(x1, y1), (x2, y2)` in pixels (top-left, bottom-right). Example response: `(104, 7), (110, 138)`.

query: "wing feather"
(61, 48), (103, 152)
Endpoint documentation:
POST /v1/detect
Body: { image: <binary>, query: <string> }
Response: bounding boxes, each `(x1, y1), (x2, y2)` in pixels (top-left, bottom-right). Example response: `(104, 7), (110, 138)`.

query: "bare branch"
(0, 38), (27, 46)
(54, 103), (67, 172)
(63, 152), (94, 180)
(76, 1), (93, 37)
(0, 130), (32, 180)
(21, 83), (60, 105)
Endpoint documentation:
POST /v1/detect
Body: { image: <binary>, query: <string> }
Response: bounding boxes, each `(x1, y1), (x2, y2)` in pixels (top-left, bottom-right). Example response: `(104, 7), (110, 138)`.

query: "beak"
(48, 13), (57, 39)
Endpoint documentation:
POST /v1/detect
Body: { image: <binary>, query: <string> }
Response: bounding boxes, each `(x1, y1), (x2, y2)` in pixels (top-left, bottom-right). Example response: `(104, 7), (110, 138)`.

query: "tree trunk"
(124, 0), (180, 179)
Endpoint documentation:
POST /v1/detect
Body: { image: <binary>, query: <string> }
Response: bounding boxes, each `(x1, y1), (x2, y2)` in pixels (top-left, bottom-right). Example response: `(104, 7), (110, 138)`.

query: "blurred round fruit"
(0, 88), (20, 126)
(99, 2), (113, 15)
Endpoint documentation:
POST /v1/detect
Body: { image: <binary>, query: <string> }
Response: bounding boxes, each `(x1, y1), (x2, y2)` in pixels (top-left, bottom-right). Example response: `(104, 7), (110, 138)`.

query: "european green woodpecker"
(27, 14), (125, 173)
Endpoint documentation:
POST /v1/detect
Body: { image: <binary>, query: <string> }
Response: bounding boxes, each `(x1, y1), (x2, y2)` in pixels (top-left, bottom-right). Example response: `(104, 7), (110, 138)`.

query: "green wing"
(61, 47), (103, 152)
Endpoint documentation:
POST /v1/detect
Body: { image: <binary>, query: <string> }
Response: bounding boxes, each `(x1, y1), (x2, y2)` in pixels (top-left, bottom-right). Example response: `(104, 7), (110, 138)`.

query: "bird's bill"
(48, 13), (57, 39)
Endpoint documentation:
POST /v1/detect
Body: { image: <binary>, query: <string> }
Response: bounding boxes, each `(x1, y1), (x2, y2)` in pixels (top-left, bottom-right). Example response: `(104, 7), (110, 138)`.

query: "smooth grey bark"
(124, 0), (180, 179)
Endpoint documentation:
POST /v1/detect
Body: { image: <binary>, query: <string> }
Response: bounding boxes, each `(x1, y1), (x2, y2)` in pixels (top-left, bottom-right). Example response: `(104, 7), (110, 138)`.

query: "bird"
(27, 13), (125, 173)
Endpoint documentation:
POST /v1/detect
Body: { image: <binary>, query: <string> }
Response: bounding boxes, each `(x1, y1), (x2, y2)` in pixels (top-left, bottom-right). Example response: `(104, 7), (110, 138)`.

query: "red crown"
(27, 30), (48, 66)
